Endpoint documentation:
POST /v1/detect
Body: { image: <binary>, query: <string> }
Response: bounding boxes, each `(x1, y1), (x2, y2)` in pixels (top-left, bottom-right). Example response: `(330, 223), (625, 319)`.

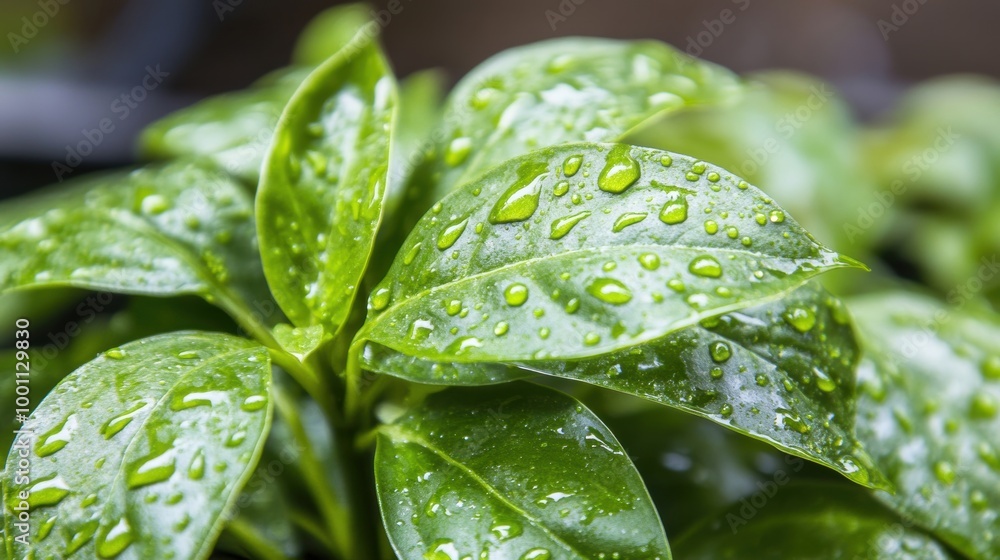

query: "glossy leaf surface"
(0, 161), (273, 324)
(673, 483), (954, 559)
(375, 382), (670, 559)
(361, 143), (861, 367)
(1, 332), (273, 559)
(139, 4), (372, 182)
(403, 37), (742, 209)
(257, 29), (397, 335)
(850, 292), (1000, 559)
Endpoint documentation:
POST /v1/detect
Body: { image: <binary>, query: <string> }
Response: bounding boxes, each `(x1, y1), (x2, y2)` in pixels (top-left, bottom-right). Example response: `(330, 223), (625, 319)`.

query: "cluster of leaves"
(2, 5), (999, 559)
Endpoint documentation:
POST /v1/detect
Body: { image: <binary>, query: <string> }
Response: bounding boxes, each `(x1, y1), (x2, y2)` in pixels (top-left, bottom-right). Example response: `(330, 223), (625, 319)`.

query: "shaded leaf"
(1, 332), (273, 559)
(257, 29), (397, 335)
(0, 161), (275, 328)
(673, 482), (954, 559)
(375, 382), (670, 559)
(402, 37), (742, 214)
(850, 292), (1000, 559)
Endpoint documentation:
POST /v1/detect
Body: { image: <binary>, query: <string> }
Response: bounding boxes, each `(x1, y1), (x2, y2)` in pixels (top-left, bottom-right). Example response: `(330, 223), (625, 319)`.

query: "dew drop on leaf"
(370, 288), (391, 311)
(436, 217), (469, 250)
(489, 519), (523, 541)
(587, 278), (632, 305)
(553, 180), (570, 197)
(638, 253), (660, 271)
(241, 395), (267, 412)
(494, 321), (509, 336)
(658, 188), (688, 225)
(521, 548), (552, 560)
(688, 255), (723, 278)
(489, 162), (547, 224)
(104, 348), (125, 360)
(612, 212), (647, 232)
(704, 220), (718, 235)
(550, 211), (591, 240)
(36, 414), (77, 457)
(101, 402), (148, 439)
(126, 448), (177, 489)
(597, 145), (640, 194)
(188, 449), (206, 480)
(444, 136), (472, 167)
(784, 305), (817, 333)
(563, 155), (583, 177)
(96, 517), (134, 559)
(982, 355), (1000, 380)
(504, 283), (529, 306)
(27, 475), (71, 509)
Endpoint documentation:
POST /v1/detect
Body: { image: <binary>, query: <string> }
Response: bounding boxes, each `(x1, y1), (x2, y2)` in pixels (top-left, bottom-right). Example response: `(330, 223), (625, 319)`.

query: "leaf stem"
(273, 385), (367, 560)
(224, 518), (292, 560)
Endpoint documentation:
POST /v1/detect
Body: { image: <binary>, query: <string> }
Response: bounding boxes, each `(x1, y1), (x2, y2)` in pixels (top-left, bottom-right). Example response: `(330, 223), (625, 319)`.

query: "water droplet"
(490, 519), (523, 541)
(444, 137), (472, 167)
(226, 430), (247, 447)
(704, 220), (718, 235)
(553, 180), (570, 197)
(102, 402), (148, 439)
(584, 332), (601, 346)
(659, 188), (688, 225)
(639, 253), (660, 270)
(241, 395), (267, 412)
(550, 211), (591, 240)
(446, 336), (482, 356)
(612, 212), (647, 232)
(689, 255), (723, 278)
(445, 299), (463, 316)
(587, 278), (632, 305)
(126, 448), (176, 489)
(720, 403), (734, 417)
(814, 368), (837, 393)
(403, 242), (422, 265)
(188, 449), (206, 480)
(489, 162), (547, 224)
(755, 213), (767, 225)
(494, 322), (509, 336)
(96, 517), (133, 558)
(737, 181), (749, 190)
(563, 155), (583, 177)
(565, 298), (580, 314)
(504, 283), (529, 306)
(409, 319), (434, 341)
(775, 408), (810, 433)
(970, 393), (998, 419)
(726, 226), (739, 239)
(710, 367), (724, 379)
(104, 348), (125, 360)
(667, 279), (685, 292)
(177, 350), (199, 360)
(437, 217), (469, 250)
(769, 210), (785, 223)
(933, 461), (956, 485)
(27, 475), (71, 509)
(521, 549), (552, 560)
(710, 341), (732, 363)
(660, 155), (673, 166)
(66, 520), (99, 555)
(707, 172), (721, 182)
(370, 288), (391, 311)
(982, 355), (1000, 380)
(597, 145), (640, 194)
(691, 161), (707, 175)
(539, 327), (550, 339)
(170, 391), (227, 411)
(37, 414), (77, 456)
(424, 539), (460, 560)
(140, 194), (170, 215)
(784, 305), (817, 333)
(38, 516), (57, 541)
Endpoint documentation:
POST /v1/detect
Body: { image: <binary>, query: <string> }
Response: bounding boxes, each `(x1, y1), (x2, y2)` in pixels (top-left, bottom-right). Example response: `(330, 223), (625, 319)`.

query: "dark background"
(0, 0), (993, 197)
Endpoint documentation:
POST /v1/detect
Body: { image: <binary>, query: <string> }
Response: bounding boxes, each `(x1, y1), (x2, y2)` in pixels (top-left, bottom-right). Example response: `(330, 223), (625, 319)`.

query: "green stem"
(345, 342), (364, 423)
(289, 510), (337, 554)
(224, 518), (292, 560)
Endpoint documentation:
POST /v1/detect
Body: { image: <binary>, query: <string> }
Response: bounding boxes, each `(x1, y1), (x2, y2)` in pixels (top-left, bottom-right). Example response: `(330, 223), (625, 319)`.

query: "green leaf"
(375, 382), (670, 559)
(1, 332), (273, 559)
(850, 292), (1000, 559)
(399, 37), (741, 218)
(672, 482), (955, 559)
(139, 4), (373, 182)
(257, 29), (397, 335)
(0, 161), (274, 330)
(359, 143), (861, 370)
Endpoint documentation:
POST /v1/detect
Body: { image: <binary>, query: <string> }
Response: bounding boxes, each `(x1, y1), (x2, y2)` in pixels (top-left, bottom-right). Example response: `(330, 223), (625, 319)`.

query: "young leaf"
(850, 292), (1000, 560)
(257, 29), (397, 335)
(139, 3), (374, 182)
(375, 382), (670, 559)
(1, 332), (273, 559)
(673, 482), (955, 559)
(402, 37), (742, 211)
(359, 143), (862, 367)
(0, 162), (274, 329)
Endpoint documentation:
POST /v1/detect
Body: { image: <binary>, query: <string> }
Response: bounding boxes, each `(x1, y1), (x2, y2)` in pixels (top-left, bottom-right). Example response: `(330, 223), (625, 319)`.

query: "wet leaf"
(850, 292), (1000, 559)
(257, 28), (397, 336)
(0, 161), (274, 327)
(359, 143), (861, 372)
(400, 37), (742, 224)
(1, 332), (273, 559)
(375, 382), (670, 559)
(138, 4), (373, 182)
(673, 482), (955, 559)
